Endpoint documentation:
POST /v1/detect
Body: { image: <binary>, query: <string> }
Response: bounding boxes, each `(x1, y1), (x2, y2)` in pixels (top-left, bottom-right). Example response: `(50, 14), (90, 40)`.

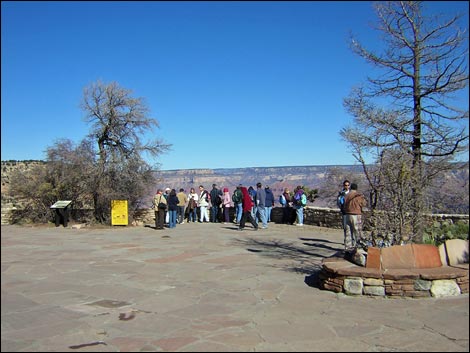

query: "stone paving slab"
(1, 223), (469, 352)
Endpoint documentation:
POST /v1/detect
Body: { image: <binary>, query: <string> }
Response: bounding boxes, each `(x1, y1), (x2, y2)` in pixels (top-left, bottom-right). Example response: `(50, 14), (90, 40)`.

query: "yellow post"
(111, 200), (128, 226)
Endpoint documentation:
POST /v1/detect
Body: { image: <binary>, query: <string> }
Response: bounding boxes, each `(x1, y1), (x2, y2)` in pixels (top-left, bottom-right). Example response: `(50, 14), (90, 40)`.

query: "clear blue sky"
(2, 1), (468, 170)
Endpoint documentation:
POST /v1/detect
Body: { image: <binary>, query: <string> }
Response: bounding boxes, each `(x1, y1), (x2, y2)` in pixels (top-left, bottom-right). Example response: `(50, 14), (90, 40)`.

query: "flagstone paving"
(1, 223), (468, 352)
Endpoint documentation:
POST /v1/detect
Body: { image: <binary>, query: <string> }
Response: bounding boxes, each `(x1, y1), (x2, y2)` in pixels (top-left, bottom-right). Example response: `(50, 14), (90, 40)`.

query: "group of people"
(153, 180), (368, 250)
(152, 183), (309, 231)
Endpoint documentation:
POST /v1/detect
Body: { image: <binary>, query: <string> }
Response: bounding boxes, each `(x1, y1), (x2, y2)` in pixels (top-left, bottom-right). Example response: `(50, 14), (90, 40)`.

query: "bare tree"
(80, 80), (171, 222)
(341, 1), (469, 242)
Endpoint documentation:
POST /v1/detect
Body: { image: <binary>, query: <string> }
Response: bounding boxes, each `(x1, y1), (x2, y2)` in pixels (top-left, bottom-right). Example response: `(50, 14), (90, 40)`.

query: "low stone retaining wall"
(320, 240), (469, 298)
(320, 257), (468, 297)
(131, 206), (469, 229)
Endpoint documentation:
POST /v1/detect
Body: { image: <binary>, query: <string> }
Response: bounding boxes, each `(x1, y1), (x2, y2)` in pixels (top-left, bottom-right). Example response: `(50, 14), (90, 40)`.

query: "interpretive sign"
(111, 200), (128, 226)
(50, 200), (72, 209)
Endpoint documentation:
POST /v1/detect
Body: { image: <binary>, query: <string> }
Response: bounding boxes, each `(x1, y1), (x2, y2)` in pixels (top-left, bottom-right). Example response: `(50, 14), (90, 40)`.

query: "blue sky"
(2, 1), (468, 170)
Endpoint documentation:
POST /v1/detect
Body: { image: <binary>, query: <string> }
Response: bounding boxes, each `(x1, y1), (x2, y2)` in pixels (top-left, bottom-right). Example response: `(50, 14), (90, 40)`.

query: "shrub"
(423, 221), (469, 246)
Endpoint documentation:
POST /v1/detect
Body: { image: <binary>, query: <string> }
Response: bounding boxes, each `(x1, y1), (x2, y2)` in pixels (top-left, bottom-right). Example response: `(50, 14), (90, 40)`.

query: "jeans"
(177, 206), (185, 223)
(168, 210), (177, 228)
(235, 203), (243, 223)
(251, 205), (258, 223)
(257, 205), (267, 227)
(211, 205), (219, 222)
(189, 208), (197, 222)
(265, 206), (273, 222)
(295, 205), (304, 225)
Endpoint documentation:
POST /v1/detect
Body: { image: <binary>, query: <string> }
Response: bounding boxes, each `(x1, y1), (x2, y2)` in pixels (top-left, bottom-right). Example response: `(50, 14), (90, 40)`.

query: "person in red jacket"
(238, 186), (259, 231)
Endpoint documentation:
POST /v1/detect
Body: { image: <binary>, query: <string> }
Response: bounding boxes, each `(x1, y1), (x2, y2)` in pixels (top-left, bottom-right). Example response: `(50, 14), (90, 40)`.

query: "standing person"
(164, 187), (171, 226)
(153, 189), (167, 230)
(337, 179), (351, 246)
(176, 188), (187, 224)
(210, 184), (223, 223)
(248, 186), (257, 221)
(264, 185), (275, 223)
(232, 184), (243, 224)
(238, 186), (258, 231)
(255, 182), (268, 229)
(187, 187), (199, 223)
(198, 185), (210, 223)
(221, 187), (232, 224)
(343, 183), (367, 252)
(167, 189), (179, 228)
(281, 188), (293, 225)
(293, 185), (306, 226)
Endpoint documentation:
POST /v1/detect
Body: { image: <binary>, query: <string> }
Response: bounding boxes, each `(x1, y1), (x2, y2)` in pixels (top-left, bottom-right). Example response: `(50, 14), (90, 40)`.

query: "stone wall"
(129, 206), (468, 229)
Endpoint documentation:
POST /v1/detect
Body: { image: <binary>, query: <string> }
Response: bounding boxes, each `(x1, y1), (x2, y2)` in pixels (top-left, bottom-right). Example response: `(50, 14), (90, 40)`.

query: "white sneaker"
(296, 223), (303, 226)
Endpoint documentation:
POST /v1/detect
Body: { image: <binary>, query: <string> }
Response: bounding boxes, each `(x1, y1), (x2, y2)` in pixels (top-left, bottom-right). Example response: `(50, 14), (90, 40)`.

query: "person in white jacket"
(198, 185), (210, 223)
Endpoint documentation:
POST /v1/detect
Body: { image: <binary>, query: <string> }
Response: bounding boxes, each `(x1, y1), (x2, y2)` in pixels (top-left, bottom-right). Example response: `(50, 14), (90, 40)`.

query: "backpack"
(300, 193), (307, 206)
(337, 191), (345, 209)
(232, 190), (242, 203)
(279, 194), (286, 206)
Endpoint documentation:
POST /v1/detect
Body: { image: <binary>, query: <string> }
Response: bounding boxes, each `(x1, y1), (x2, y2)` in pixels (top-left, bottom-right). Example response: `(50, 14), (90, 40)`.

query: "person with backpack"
(293, 185), (307, 226)
(232, 184), (243, 224)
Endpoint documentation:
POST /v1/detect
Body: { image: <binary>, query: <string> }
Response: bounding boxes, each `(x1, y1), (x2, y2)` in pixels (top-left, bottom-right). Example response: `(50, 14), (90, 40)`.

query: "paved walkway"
(1, 223), (468, 352)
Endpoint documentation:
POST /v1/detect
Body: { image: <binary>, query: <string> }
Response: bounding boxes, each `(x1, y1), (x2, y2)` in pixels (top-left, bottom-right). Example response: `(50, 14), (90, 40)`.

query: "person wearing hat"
(221, 187), (232, 224)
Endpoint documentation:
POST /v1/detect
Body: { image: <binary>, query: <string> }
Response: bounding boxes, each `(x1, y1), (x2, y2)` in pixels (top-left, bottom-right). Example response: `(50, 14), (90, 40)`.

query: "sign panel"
(50, 200), (72, 209)
(111, 200), (128, 226)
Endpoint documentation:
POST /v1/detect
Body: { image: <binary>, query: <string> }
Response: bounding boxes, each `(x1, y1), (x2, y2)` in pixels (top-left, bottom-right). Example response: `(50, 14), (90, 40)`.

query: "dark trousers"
(155, 210), (165, 229)
(177, 206), (185, 223)
(55, 208), (69, 227)
(239, 211), (258, 229)
(211, 205), (219, 222)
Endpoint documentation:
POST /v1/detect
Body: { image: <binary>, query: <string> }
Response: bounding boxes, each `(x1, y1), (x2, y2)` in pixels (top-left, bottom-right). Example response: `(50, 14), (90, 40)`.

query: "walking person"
(238, 186), (258, 231)
(343, 183), (367, 252)
(198, 185), (210, 223)
(153, 189), (167, 230)
(176, 188), (187, 224)
(187, 187), (199, 223)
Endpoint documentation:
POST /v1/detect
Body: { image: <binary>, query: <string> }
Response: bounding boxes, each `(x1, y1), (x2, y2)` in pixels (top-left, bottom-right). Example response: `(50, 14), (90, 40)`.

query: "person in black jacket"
(167, 189), (179, 228)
